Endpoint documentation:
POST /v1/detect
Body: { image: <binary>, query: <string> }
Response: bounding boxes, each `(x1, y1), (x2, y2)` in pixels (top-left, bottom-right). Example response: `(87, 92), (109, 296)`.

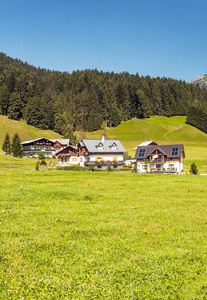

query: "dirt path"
(163, 124), (185, 141)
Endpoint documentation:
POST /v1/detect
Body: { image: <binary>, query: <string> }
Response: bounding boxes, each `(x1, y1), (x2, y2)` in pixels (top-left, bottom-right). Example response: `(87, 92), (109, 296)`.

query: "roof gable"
(135, 143), (185, 159)
(56, 145), (78, 156)
(21, 137), (55, 145)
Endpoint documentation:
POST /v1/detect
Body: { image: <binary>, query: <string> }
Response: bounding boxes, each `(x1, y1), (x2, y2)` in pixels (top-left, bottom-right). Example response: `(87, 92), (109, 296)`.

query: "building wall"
(89, 154), (123, 162)
(137, 160), (184, 174)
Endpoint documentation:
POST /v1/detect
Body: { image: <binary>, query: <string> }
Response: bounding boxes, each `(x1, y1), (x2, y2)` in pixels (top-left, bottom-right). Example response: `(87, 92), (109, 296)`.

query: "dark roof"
(55, 145), (78, 155)
(135, 144), (185, 159)
(80, 139), (127, 153)
(21, 137), (55, 145)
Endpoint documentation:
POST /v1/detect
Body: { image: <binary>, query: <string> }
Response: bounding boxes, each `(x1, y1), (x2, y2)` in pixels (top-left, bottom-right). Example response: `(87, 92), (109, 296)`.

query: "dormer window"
(111, 142), (117, 150)
(97, 142), (104, 150)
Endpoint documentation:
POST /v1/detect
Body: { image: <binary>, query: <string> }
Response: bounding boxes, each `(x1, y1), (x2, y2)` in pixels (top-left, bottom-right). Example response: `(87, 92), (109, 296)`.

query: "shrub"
(89, 164), (95, 171)
(132, 164), (137, 173)
(190, 163), (198, 175)
(106, 164), (113, 172)
(40, 160), (47, 166)
(56, 165), (88, 171)
(36, 161), (40, 171)
(38, 153), (45, 160)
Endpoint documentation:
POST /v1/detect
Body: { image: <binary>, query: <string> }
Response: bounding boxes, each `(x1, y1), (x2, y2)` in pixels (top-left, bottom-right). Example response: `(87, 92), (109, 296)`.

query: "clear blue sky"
(1, 0), (207, 82)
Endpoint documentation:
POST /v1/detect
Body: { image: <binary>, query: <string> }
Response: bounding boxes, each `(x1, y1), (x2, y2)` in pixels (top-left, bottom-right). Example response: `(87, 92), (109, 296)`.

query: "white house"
(56, 136), (127, 169)
(134, 141), (185, 174)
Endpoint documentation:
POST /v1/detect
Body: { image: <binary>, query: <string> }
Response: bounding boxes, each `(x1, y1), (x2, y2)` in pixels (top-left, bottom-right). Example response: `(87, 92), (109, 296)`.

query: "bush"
(36, 161), (40, 171)
(89, 164), (95, 171)
(190, 162), (198, 175)
(38, 153), (45, 160)
(40, 160), (47, 166)
(132, 164), (137, 173)
(56, 165), (88, 171)
(106, 164), (113, 172)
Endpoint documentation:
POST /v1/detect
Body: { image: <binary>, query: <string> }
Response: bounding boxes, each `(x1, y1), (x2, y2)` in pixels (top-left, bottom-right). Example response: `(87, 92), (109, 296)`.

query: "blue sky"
(1, 0), (207, 82)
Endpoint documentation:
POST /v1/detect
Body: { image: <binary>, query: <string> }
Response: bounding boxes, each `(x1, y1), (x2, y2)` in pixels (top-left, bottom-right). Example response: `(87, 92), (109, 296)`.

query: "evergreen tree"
(0, 85), (10, 115)
(11, 133), (22, 157)
(2, 132), (11, 155)
(190, 162), (198, 175)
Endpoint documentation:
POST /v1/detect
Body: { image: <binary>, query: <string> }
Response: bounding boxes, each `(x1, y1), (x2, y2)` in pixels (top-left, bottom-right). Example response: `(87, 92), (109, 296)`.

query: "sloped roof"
(133, 140), (157, 150)
(21, 137), (55, 145)
(139, 140), (158, 146)
(81, 139), (127, 153)
(51, 139), (70, 145)
(55, 145), (78, 155)
(135, 144), (185, 159)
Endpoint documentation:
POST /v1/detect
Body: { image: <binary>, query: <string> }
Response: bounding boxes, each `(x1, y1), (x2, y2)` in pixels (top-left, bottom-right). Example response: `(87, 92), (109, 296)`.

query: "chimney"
(101, 136), (105, 143)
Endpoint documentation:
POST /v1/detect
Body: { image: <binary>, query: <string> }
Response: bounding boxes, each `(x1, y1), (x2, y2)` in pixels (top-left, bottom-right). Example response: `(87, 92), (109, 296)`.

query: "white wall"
(89, 154), (123, 162)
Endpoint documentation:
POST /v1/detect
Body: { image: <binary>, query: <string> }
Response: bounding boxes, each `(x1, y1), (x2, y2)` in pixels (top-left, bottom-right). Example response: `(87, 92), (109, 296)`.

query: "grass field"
(0, 159), (207, 299)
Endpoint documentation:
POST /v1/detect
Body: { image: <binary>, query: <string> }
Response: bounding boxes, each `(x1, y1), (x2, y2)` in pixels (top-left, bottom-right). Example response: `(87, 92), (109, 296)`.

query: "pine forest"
(0, 52), (207, 139)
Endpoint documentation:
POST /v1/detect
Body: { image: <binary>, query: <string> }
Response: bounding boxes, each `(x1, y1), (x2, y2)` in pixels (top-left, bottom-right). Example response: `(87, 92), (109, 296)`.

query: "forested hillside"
(0, 52), (207, 137)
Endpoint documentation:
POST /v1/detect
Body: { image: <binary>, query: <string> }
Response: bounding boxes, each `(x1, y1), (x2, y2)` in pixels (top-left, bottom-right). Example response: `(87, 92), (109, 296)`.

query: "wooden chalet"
(21, 138), (56, 158)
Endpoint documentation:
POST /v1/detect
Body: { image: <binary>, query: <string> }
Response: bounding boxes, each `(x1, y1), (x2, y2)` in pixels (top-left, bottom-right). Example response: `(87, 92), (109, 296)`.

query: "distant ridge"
(189, 74), (207, 89)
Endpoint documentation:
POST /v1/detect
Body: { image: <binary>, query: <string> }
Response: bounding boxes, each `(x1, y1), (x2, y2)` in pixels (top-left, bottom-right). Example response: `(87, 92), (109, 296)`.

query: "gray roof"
(135, 144), (185, 159)
(51, 139), (70, 145)
(81, 139), (127, 153)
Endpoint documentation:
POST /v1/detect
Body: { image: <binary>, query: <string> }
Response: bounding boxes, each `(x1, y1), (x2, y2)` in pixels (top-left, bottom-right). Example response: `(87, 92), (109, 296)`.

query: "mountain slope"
(0, 115), (61, 153)
(189, 74), (207, 89)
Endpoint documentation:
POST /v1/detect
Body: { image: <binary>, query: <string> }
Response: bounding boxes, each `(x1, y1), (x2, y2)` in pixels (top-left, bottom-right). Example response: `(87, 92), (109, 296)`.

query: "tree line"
(0, 52), (207, 137)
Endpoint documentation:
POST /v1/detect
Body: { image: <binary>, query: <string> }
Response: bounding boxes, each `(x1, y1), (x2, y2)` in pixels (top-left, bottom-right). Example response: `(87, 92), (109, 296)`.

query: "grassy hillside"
(1, 115), (207, 172)
(0, 115), (61, 153)
(81, 116), (207, 173)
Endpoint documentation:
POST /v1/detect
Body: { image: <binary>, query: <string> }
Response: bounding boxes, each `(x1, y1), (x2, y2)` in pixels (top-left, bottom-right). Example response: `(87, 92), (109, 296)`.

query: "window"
(97, 143), (103, 150)
(138, 149), (146, 157)
(171, 147), (178, 156)
(111, 143), (117, 150)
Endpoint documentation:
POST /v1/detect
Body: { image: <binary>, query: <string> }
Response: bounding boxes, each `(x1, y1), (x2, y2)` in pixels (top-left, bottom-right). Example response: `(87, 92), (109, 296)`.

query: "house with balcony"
(134, 141), (185, 174)
(56, 136), (127, 169)
(56, 145), (78, 165)
(51, 139), (70, 152)
(21, 138), (56, 158)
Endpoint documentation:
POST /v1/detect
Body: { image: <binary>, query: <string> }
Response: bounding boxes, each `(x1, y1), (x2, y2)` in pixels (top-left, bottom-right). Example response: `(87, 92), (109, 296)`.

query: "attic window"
(97, 143), (104, 150)
(138, 149), (146, 157)
(111, 143), (117, 150)
(171, 147), (178, 156)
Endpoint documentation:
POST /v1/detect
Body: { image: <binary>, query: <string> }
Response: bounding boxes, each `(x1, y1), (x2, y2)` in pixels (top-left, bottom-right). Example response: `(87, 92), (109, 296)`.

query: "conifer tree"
(11, 133), (22, 157)
(2, 132), (11, 155)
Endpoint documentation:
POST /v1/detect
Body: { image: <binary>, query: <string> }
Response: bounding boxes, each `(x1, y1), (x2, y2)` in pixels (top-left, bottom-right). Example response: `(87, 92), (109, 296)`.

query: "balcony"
(150, 158), (164, 163)
(84, 160), (124, 166)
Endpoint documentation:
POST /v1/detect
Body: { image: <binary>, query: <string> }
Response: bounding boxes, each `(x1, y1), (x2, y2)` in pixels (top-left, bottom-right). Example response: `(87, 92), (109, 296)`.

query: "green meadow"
(0, 158), (207, 299)
(0, 115), (207, 298)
